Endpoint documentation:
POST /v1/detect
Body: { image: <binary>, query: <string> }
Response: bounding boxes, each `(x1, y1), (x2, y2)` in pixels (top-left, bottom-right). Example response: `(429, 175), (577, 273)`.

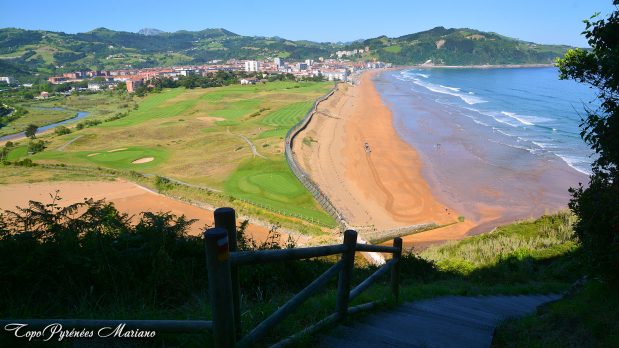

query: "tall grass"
(421, 211), (578, 268)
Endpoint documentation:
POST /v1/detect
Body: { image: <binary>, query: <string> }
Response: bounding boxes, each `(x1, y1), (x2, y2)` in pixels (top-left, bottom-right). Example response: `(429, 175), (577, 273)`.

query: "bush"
(12, 158), (36, 167)
(154, 175), (174, 191)
(27, 139), (46, 154)
(0, 195), (314, 317)
(75, 119), (102, 130)
(54, 125), (71, 135)
(557, 2), (619, 283)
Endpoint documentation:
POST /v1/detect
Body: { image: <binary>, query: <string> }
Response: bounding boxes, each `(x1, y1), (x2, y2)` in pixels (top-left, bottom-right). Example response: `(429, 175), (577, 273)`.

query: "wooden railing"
(0, 207), (402, 347)
(207, 207), (402, 347)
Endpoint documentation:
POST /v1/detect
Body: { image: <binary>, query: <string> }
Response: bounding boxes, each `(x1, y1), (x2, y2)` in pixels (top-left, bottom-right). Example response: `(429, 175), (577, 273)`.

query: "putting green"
(225, 158), (333, 225)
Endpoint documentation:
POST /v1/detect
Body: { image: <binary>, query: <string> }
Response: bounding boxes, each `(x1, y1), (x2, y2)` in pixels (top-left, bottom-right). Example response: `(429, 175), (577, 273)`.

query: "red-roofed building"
(126, 78), (143, 93)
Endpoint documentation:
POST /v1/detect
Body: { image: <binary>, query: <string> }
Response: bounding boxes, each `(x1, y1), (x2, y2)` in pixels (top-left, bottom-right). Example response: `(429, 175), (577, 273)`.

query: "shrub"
(154, 175), (173, 191)
(12, 158), (36, 167)
(27, 139), (46, 154)
(54, 125), (71, 135)
(557, 2), (619, 283)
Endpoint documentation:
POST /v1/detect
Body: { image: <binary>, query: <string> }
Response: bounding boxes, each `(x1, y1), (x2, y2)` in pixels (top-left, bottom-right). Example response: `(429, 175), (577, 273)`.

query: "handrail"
(355, 244), (401, 253)
(230, 244), (348, 265)
(237, 260), (345, 346)
(205, 207), (403, 347)
(349, 259), (397, 302)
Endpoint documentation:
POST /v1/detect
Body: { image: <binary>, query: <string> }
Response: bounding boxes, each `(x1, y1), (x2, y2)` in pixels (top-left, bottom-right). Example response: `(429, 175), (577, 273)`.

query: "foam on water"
(395, 68), (596, 176)
(400, 70), (487, 105)
(556, 154), (592, 175)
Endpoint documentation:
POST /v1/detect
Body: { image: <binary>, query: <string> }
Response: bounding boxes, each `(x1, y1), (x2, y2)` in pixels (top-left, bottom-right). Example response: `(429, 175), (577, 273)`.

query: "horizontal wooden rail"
(355, 244), (400, 253)
(349, 259), (397, 302)
(0, 319), (212, 333)
(230, 244), (347, 266)
(236, 260), (344, 346)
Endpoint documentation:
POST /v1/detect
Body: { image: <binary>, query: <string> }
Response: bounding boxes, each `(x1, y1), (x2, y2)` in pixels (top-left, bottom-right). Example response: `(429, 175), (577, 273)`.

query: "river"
(0, 108), (90, 142)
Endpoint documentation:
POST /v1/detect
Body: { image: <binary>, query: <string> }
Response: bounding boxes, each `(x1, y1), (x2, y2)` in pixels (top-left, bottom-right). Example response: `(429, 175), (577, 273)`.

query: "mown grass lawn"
(4, 81), (337, 230)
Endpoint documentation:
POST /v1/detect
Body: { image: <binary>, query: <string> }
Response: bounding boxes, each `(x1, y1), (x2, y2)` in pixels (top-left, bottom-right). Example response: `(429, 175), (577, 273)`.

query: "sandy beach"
(296, 71), (481, 248)
(0, 180), (277, 242)
(294, 68), (588, 249)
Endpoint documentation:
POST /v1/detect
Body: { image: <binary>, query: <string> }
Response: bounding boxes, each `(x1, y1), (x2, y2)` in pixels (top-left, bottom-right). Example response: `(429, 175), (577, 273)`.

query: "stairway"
(319, 294), (559, 348)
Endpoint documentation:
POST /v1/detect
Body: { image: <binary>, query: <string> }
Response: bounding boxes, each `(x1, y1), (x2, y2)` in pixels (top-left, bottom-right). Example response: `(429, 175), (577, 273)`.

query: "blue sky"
(1, 0), (616, 47)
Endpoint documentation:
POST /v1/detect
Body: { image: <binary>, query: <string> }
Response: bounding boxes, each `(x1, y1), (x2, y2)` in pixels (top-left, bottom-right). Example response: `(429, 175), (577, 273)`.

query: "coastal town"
(1, 54), (388, 95)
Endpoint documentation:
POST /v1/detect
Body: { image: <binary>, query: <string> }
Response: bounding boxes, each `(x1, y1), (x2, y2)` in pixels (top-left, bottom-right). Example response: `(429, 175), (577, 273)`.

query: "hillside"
(0, 26), (574, 80)
(0, 27), (337, 80)
(352, 26), (573, 65)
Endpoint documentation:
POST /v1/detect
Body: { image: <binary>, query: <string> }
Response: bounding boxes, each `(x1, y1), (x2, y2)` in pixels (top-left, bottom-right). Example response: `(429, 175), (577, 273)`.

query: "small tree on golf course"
(557, 1), (619, 283)
(24, 123), (38, 138)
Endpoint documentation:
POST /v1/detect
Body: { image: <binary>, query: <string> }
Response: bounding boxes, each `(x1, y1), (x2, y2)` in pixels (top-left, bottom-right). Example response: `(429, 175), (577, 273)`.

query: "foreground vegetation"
(494, 281), (619, 347)
(2, 192), (611, 346)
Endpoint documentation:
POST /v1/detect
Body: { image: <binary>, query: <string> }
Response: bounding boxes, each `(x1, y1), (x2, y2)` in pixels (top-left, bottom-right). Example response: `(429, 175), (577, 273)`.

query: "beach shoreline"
(296, 67), (586, 249)
(295, 69), (480, 248)
(374, 68), (587, 240)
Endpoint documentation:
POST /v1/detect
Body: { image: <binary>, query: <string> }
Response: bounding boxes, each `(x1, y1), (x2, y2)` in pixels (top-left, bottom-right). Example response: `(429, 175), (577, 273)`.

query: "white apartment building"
(244, 61), (261, 72)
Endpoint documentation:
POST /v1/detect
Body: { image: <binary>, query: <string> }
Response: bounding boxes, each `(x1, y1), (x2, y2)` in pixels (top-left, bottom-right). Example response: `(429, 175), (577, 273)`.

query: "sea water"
(374, 68), (594, 231)
(393, 67), (596, 175)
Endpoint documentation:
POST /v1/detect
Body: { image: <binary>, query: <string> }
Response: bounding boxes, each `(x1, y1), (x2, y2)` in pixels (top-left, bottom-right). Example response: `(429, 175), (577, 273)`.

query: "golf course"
(3, 81), (337, 230)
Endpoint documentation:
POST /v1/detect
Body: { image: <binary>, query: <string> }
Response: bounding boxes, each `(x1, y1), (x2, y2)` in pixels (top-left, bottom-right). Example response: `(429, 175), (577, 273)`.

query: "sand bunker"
(197, 116), (225, 122)
(108, 148), (128, 152)
(132, 157), (154, 164)
(87, 153), (100, 157)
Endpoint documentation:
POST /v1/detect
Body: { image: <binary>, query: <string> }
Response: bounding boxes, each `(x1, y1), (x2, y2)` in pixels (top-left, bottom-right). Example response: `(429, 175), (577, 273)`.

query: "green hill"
(355, 26), (572, 65)
(0, 26), (575, 81)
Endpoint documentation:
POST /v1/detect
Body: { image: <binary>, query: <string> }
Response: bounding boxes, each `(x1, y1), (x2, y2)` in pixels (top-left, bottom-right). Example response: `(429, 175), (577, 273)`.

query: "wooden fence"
(0, 207), (402, 347)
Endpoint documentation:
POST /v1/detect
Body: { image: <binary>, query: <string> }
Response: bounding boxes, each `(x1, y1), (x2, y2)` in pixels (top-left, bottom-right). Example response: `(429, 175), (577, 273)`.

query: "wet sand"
(0, 180), (276, 241)
(375, 69), (587, 236)
(296, 71), (478, 247)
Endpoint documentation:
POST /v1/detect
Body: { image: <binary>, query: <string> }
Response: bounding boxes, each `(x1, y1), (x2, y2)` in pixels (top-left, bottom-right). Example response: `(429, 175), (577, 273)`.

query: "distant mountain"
(0, 26), (574, 81)
(138, 28), (164, 36)
(353, 27), (572, 65)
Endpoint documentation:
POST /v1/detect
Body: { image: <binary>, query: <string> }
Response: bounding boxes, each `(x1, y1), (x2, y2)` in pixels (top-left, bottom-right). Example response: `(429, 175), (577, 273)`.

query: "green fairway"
(4, 80), (337, 230)
(225, 158), (333, 225)
(262, 101), (313, 127)
(26, 146), (169, 171)
(99, 88), (189, 127)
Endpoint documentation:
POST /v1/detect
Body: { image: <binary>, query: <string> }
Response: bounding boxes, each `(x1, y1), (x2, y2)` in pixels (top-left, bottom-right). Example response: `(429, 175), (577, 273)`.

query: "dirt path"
(228, 128), (266, 159)
(320, 294), (560, 347)
(57, 135), (83, 151)
(0, 180), (279, 242)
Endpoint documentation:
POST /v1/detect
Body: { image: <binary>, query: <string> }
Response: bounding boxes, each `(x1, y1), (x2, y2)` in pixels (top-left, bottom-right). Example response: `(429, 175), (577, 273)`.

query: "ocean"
(374, 68), (594, 231)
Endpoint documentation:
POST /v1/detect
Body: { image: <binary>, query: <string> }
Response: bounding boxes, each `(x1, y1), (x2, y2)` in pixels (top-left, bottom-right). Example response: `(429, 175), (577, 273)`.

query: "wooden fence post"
(336, 229), (357, 319)
(214, 207), (242, 339)
(205, 227), (236, 347)
(391, 237), (403, 303)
